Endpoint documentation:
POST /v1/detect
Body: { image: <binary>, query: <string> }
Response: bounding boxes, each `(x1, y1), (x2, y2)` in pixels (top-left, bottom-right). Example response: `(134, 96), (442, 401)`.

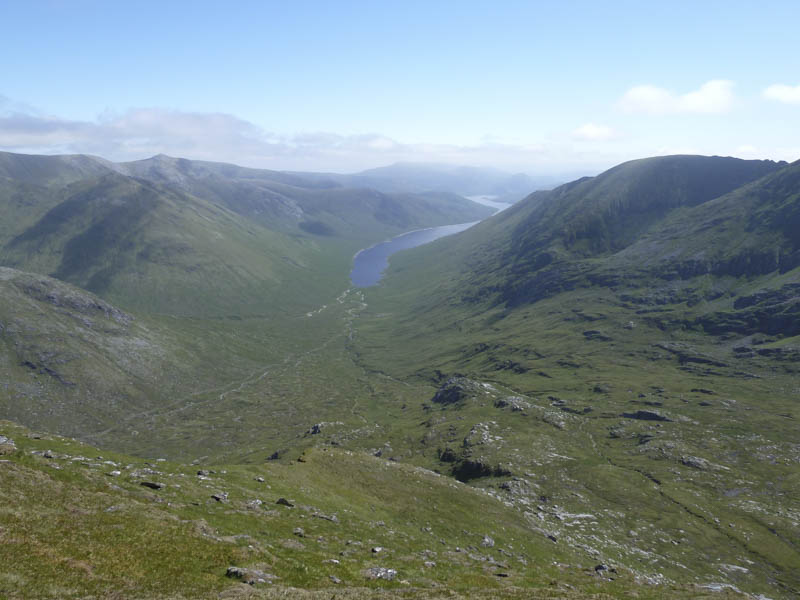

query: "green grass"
(1, 419), (730, 600)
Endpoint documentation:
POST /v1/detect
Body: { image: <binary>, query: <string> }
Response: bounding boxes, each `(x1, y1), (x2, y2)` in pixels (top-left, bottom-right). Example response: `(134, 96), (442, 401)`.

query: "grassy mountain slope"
(0, 152), (492, 317)
(1, 419), (717, 600)
(346, 156), (800, 598)
(0, 266), (179, 438)
(115, 154), (493, 235)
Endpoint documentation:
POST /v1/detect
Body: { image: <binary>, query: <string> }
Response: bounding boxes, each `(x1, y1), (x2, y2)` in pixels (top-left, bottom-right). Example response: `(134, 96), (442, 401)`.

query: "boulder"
(0, 435), (16, 455)
(621, 410), (672, 422)
(140, 481), (165, 490)
(225, 566), (277, 585)
(431, 377), (483, 406)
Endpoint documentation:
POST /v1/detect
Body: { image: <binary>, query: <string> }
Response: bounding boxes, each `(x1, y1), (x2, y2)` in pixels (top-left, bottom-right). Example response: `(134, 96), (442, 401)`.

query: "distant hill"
(291, 161), (563, 202)
(0, 151), (493, 316)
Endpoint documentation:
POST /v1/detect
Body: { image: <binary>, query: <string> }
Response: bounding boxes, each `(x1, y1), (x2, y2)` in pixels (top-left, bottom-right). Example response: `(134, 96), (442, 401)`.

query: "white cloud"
(0, 103), (576, 173)
(618, 80), (735, 114)
(571, 123), (616, 141)
(763, 83), (800, 104)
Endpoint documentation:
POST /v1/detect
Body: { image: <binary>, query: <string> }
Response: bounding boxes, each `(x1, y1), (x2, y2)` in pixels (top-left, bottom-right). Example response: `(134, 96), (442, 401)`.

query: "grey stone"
(364, 567), (397, 580)
(225, 566), (277, 585)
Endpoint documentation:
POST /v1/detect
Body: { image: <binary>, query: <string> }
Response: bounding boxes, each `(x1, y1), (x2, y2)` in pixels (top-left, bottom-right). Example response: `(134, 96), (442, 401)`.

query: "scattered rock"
(106, 470), (122, 477)
(211, 492), (228, 502)
(225, 566), (277, 585)
(329, 575), (342, 584)
(276, 497), (294, 507)
(481, 535), (495, 548)
(43, 449), (55, 459)
(197, 470), (210, 477)
(255, 476), (265, 483)
(424, 561), (436, 568)
(372, 546), (383, 553)
(293, 527), (305, 538)
(140, 481), (165, 490)
(363, 567), (397, 581)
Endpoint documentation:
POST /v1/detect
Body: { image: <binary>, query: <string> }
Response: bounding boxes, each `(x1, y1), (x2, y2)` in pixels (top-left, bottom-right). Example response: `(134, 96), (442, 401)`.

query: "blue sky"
(2, 0), (799, 174)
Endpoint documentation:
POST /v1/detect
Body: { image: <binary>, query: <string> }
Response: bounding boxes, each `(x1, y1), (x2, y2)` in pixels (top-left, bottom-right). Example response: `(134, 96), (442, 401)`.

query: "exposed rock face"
(452, 459), (511, 483)
(494, 396), (531, 411)
(432, 377), (483, 406)
(621, 410), (672, 422)
(681, 456), (711, 470)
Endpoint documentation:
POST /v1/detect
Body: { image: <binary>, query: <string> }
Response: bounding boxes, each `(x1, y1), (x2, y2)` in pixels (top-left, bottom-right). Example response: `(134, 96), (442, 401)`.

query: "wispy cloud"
(618, 80), (735, 115)
(571, 123), (616, 141)
(0, 102), (584, 173)
(762, 83), (800, 104)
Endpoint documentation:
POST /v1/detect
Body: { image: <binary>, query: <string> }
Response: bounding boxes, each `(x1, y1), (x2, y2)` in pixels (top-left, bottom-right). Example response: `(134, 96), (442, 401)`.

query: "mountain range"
(1, 151), (798, 599)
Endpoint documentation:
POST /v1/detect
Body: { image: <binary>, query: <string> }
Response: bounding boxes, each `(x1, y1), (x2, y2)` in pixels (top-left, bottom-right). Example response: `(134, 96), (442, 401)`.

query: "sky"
(1, 0), (799, 175)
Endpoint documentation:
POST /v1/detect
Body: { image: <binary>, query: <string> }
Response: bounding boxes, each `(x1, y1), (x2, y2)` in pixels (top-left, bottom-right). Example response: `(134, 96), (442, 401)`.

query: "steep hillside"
(0, 267), (177, 437)
(346, 155), (800, 599)
(1, 172), (335, 316)
(115, 154), (494, 235)
(0, 152), (492, 317)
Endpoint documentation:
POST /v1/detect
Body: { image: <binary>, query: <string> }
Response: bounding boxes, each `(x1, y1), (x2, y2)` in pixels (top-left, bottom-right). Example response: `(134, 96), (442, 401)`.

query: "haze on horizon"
(1, 0), (799, 176)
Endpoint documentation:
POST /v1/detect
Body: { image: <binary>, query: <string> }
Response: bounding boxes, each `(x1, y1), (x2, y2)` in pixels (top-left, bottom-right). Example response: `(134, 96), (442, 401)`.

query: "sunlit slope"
(348, 155), (800, 598)
(0, 419), (718, 600)
(0, 151), (492, 317)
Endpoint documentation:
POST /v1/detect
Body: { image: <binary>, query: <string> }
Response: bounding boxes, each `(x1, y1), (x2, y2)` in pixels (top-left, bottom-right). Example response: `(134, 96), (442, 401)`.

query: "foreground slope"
(0, 419), (722, 600)
(350, 156), (800, 598)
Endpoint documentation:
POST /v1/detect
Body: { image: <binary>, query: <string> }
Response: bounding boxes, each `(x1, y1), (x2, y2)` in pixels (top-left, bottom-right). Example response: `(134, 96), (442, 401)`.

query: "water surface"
(350, 196), (512, 287)
(350, 222), (476, 287)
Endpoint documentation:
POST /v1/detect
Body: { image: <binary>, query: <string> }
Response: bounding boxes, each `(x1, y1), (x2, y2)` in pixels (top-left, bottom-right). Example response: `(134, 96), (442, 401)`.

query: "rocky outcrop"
(431, 377), (484, 406)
